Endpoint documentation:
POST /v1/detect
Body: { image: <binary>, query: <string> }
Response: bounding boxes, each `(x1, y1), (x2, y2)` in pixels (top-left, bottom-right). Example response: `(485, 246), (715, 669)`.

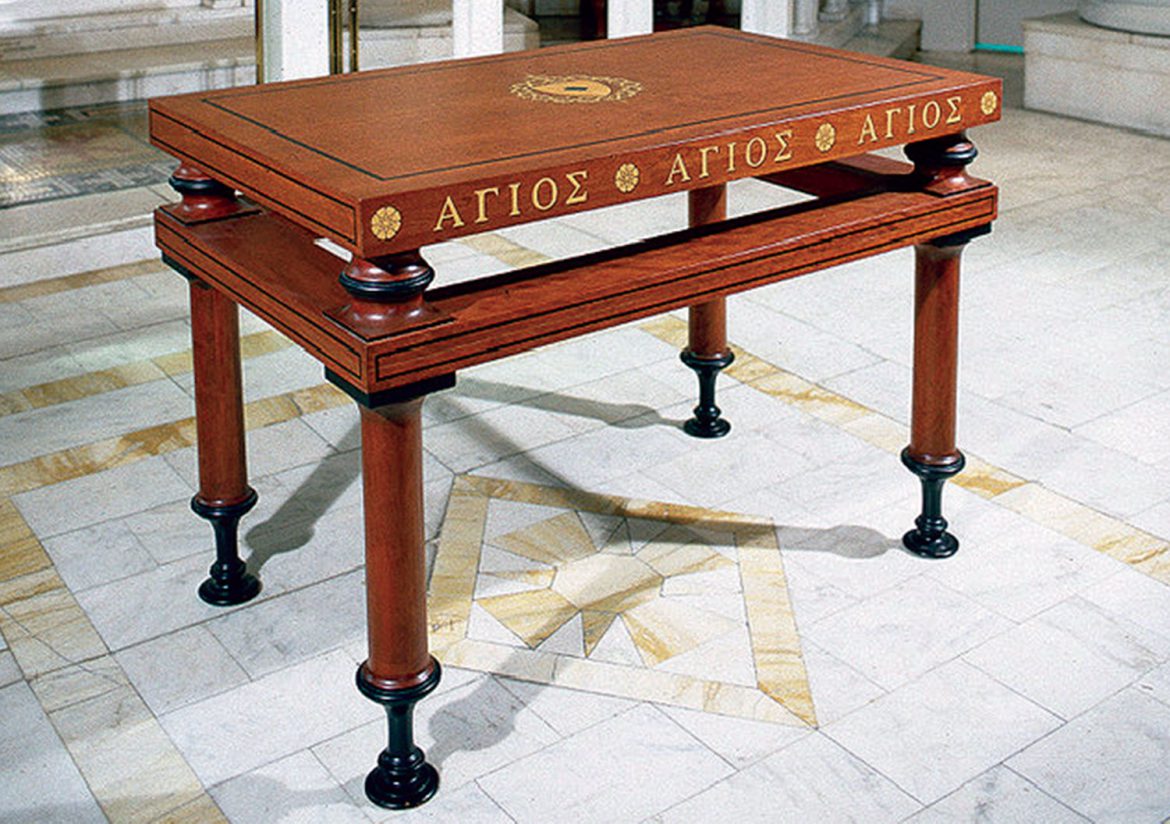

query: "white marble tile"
(425, 402), (580, 473)
(13, 455), (192, 538)
(924, 513), (1122, 622)
(206, 569), (367, 679)
(66, 318), (192, 372)
(1131, 497), (1170, 543)
(41, 518), (156, 592)
(495, 677), (638, 738)
(659, 731), (919, 823)
(1076, 389), (1170, 465)
(0, 376), (193, 466)
(903, 766), (1089, 824)
(1135, 660), (1170, 709)
(115, 625), (250, 716)
(211, 750), (369, 824)
(160, 649), (381, 787)
(162, 419), (335, 491)
(643, 432), (814, 509)
(1008, 688), (1170, 824)
(731, 298), (883, 382)
(313, 674), (560, 800)
(825, 659), (1060, 805)
(0, 682), (106, 824)
(804, 575), (1012, 691)
(479, 703), (732, 824)
(658, 704), (811, 769)
(1081, 568), (1170, 642)
(799, 640), (887, 726)
(964, 595), (1170, 720)
(0, 345), (87, 393)
(498, 221), (611, 260)
(0, 649), (21, 688)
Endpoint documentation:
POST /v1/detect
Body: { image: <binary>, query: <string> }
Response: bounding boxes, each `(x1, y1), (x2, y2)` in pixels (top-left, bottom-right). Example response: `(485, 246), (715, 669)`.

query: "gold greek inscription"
(907, 103), (918, 135)
(923, 100), (941, 129)
(507, 182), (522, 216)
(745, 136), (767, 168)
(858, 114), (879, 144)
(666, 153), (692, 185)
(698, 146), (720, 179)
(884, 107), (901, 139)
(773, 130), (793, 162)
(726, 142), (737, 173)
(474, 186), (499, 224)
(531, 177), (558, 211)
(434, 196), (466, 231)
(946, 96), (963, 125)
(565, 170), (589, 205)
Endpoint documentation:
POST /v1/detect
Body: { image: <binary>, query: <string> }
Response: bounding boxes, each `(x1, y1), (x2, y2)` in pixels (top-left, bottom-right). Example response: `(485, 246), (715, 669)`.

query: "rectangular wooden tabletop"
(150, 26), (1001, 257)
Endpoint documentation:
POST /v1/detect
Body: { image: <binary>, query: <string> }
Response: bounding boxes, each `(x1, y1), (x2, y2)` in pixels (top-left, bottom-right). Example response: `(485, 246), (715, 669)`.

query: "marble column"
(741, 0), (792, 37)
(453, 0), (504, 55)
(1080, 0), (1170, 34)
(792, 0), (819, 36)
(607, 0), (653, 38)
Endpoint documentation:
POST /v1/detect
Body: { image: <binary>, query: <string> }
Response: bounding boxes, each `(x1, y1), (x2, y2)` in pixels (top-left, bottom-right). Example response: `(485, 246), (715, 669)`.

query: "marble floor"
(4, 57), (1170, 823)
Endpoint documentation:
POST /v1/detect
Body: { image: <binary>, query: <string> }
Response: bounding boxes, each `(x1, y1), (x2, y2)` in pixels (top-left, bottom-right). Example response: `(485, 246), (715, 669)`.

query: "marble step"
(0, 5), (253, 61)
(0, 7), (538, 114)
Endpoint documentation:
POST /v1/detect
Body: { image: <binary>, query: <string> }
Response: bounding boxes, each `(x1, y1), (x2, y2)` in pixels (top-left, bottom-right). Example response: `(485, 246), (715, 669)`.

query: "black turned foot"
(681, 349), (734, 439)
(901, 448), (965, 558)
(191, 488), (261, 605)
(356, 659), (442, 809)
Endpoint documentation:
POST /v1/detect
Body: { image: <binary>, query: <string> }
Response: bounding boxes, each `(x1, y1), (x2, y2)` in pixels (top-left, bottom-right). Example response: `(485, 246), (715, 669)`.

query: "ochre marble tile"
(28, 654), (129, 713)
(495, 511), (597, 566)
(638, 315), (689, 348)
(430, 477), (816, 727)
(841, 412), (909, 453)
(151, 793), (229, 824)
(463, 232), (551, 268)
(952, 456), (1027, 499)
(50, 684), (205, 823)
(0, 499), (51, 580)
(622, 599), (739, 667)
(0, 584), (109, 677)
(750, 371), (869, 425)
(0, 259), (165, 304)
(478, 588), (580, 648)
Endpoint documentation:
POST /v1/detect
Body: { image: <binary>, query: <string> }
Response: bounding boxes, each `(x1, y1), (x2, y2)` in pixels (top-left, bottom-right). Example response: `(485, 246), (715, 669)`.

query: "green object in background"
(975, 42), (1026, 54)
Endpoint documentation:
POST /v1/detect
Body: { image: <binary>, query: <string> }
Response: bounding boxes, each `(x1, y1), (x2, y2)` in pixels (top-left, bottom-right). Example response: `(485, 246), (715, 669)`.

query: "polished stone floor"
(3, 55), (1170, 822)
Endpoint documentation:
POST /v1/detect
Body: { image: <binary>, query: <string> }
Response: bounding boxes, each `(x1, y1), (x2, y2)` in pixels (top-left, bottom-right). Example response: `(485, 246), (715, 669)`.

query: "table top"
(150, 26), (1001, 258)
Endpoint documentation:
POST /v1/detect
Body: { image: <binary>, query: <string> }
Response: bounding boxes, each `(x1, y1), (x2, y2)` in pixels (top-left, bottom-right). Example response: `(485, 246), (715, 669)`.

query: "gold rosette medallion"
(511, 74), (643, 104)
(614, 163), (641, 194)
(815, 123), (837, 153)
(370, 206), (402, 241)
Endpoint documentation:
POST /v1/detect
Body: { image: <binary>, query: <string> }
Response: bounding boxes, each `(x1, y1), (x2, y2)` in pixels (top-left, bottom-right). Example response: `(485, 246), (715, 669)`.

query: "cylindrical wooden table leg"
(681, 184), (734, 439)
(168, 161), (263, 607)
(355, 398), (440, 810)
(902, 239), (967, 558)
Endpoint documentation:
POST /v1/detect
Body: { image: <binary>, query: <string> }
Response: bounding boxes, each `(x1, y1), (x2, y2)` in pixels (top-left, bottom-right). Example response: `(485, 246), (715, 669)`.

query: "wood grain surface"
(150, 27), (1001, 257)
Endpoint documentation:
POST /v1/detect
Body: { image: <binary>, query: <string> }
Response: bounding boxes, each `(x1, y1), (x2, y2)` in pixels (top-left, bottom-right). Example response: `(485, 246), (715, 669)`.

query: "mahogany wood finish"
(149, 30), (1002, 808)
(176, 168), (261, 606)
(683, 185), (734, 438)
(354, 395), (440, 808)
(898, 131), (982, 558)
(149, 27), (1000, 259)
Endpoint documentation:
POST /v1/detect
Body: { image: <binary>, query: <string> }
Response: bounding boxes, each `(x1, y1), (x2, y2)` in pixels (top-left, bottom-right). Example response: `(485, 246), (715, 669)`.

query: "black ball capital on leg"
(680, 348), (734, 439)
(356, 659), (442, 809)
(900, 448), (965, 558)
(191, 488), (261, 605)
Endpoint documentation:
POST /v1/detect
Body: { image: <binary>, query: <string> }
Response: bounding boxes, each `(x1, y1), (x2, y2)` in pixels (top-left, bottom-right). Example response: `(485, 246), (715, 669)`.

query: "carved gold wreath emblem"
(511, 74), (643, 104)
(981, 90), (999, 116)
(370, 205), (402, 241)
(614, 162), (641, 194)
(814, 122), (837, 153)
